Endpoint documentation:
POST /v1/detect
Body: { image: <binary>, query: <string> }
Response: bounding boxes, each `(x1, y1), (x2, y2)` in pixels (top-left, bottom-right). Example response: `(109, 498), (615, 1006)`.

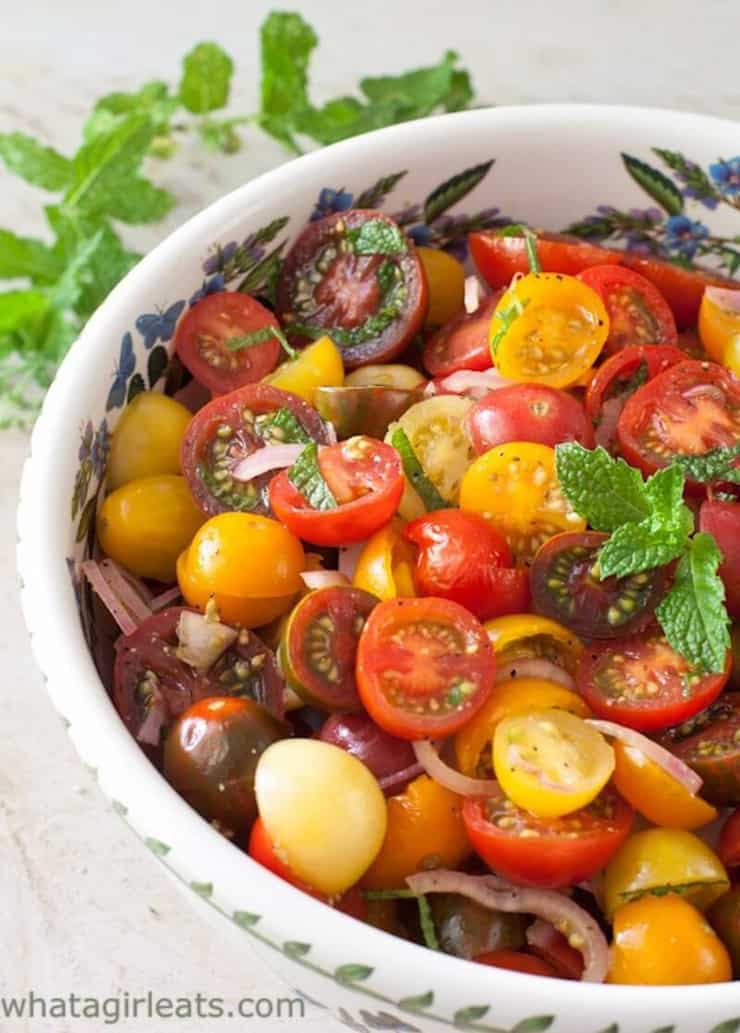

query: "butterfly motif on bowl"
(106, 332), (137, 411)
(134, 300), (186, 350)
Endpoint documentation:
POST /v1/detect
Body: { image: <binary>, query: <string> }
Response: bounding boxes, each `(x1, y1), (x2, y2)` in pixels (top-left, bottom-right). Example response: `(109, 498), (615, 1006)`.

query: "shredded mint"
(348, 218), (406, 256)
(364, 889), (439, 951)
(672, 443), (740, 484)
(255, 407), (311, 445)
(390, 427), (448, 511)
(225, 324), (297, 359)
(288, 442), (337, 511)
(489, 296), (529, 359)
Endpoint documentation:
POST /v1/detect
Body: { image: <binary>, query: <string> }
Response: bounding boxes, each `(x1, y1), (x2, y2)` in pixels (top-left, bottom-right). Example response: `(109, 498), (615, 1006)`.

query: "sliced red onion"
(526, 918), (584, 981)
(593, 395), (623, 452)
(586, 719), (702, 795)
(175, 610), (238, 673)
(324, 420), (338, 445)
(704, 286), (740, 313)
(432, 368), (513, 400)
(495, 658), (574, 690)
(413, 740), (499, 797)
(231, 444), (304, 481)
(378, 762), (425, 793)
(338, 541), (366, 581)
(136, 687), (168, 746)
(464, 275), (485, 313)
(407, 870), (609, 983)
(299, 569), (350, 590)
(98, 559), (152, 622)
(81, 560), (145, 636)
(150, 585), (182, 611)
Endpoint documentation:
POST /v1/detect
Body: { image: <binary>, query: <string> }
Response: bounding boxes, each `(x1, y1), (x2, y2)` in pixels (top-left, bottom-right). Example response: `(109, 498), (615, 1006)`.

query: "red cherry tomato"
(356, 597), (496, 740)
(269, 436), (403, 546)
(577, 626), (730, 733)
(404, 509), (530, 620)
(584, 344), (687, 451)
(423, 294), (501, 377)
(248, 816), (327, 900)
(174, 291), (281, 395)
(474, 950), (558, 978)
(181, 383), (330, 516)
(578, 265), (678, 357)
(465, 384), (594, 454)
(463, 787), (633, 889)
(275, 209), (428, 369)
(617, 360), (740, 485)
(718, 809), (740, 872)
(469, 229), (736, 330)
(525, 922), (585, 980)
(699, 500), (740, 618)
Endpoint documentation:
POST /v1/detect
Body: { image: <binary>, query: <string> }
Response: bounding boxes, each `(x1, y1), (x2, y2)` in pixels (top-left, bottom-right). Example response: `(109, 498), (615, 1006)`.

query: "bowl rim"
(17, 104), (740, 1014)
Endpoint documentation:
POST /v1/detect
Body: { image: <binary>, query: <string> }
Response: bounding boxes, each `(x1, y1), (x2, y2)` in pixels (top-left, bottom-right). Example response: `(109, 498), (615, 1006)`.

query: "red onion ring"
(338, 541), (366, 581)
(495, 658), (574, 690)
(299, 570), (350, 590)
(407, 870), (609, 983)
(81, 560), (149, 635)
(378, 762), (425, 793)
(150, 585), (183, 611)
(413, 740), (499, 797)
(232, 444), (304, 481)
(586, 719), (702, 795)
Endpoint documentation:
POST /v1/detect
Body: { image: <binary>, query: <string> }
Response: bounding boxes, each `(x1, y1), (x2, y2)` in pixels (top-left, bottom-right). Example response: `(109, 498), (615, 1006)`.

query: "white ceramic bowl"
(18, 105), (740, 1033)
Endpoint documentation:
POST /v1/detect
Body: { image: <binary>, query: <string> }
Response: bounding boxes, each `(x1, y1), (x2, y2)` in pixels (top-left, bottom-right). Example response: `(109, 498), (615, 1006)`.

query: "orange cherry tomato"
(612, 740), (718, 830)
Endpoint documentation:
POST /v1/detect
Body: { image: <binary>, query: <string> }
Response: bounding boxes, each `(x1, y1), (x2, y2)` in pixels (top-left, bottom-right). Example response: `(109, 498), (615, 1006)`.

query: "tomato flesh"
(181, 383), (329, 516)
(578, 264), (678, 357)
(475, 951), (558, 978)
(269, 436), (404, 546)
(466, 384), (594, 454)
(662, 693), (740, 807)
(463, 787), (633, 889)
(356, 597), (496, 740)
(423, 294), (501, 376)
(699, 500), (740, 618)
(280, 586), (378, 711)
(174, 291), (281, 395)
(530, 531), (665, 639)
(617, 360), (740, 484)
(577, 626), (729, 732)
(276, 209), (427, 369)
(404, 509), (530, 621)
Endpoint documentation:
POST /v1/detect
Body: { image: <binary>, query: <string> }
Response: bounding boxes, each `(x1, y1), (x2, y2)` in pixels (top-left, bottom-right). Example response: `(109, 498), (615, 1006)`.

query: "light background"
(1, 2), (739, 1030)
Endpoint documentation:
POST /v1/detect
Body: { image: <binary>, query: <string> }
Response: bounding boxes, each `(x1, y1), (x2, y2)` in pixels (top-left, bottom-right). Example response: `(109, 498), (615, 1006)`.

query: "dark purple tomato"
(319, 712), (417, 791)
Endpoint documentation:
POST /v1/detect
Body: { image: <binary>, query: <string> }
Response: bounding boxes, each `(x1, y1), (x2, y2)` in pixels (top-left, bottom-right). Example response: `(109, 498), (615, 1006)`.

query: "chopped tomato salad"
(86, 212), (740, 987)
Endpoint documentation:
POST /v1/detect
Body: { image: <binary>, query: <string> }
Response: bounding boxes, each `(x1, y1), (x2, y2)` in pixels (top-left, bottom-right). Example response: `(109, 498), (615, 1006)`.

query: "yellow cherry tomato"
(609, 894), (732, 985)
(723, 333), (740, 376)
(455, 677), (591, 778)
(460, 442), (586, 564)
(106, 391), (192, 492)
(255, 739), (387, 896)
(352, 517), (416, 600)
(177, 512), (304, 627)
(97, 475), (204, 582)
(698, 285), (740, 363)
(484, 613), (583, 676)
(612, 740), (718, 830)
(603, 828), (730, 920)
(493, 708), (614, 818)
(345, 364), (427, 390)
(417, 246), (466, 327)
(264, 335), (343, 403)
(361, 775), (470, 890)
(386, 395), (474, 520)
(491, 272), (609, 388)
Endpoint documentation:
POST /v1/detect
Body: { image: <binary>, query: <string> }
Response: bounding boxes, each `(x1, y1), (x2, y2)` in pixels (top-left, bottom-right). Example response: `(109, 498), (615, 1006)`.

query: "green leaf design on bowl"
(398, 991), (435, 1013)
(710, 1022), (740, 1033)
(232, 910), (261, 928)
(335, 964), (375, 984)
(190, 880), (213, 897)
(144, 837), (171, 856)
(283, 941), (312, 959)
(510, 1019), (555, 1033)
(423, 159), (494, 224)
(621, 153), (684, 215)
(454, 1004), (490, 1027)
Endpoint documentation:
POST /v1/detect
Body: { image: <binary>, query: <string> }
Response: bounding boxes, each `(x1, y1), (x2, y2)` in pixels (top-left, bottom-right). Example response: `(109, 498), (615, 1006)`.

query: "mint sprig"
(288, 442), (337, 511)
(555, 443), (731, 673)
(390, 427), (448, 512)
(672, 443), (740, 485)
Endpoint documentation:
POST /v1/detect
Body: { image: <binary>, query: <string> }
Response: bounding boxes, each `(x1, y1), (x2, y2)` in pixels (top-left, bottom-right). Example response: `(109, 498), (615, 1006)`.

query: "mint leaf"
(0, 132), (72, 190)
(489, 295), (529, 358)
(258, 12), (317, 152)
(255, 407), (311, 445)
(198, 116), (248, 154)
(103, 176), (175, 224)
(672, 444), (740, 485)
(643, 464), (687, 523)
(391, 427), (448, 511)
(0, 290), (50, 337)
(224, 325), (297, 360)
(656, 532), (730, 674)
(0, 230), (62, 283)
(64, 115), (155, 218)
(180, 42), (234, 115)
(348, 219), (406, 256)
(598, 508), (693, 578)
(84, 81), (180, 143)
(288, 442), (337, 511)
(555, 443), (650, 531)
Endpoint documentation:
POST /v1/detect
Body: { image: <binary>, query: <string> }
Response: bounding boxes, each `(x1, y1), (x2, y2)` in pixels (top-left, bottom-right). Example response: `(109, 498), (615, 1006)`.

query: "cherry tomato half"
(423, 294), (500, 377)
(617, 360), (740, 484)
(578, 264), (677, 357)
(661, 693), (740, 807)
(699, 500), (740, 618)
(463, 786), (633, 889)
(475, 951), (557, 978)
(584, 344), (687, 452)
(404, 509), (530, 621)
(269, 436), (404, 546)
(356, 597), (496, 740)
(612, 740), (718, 831)
(530, 531), (666, 639)
(466, 384), (594, 454)
(718, 808), (740, 871)
(174, 291), (281, 395)
(279, 586), (378, 711)
(181, 383), (330, 516)
(275, 209), (427, 369)
(577, 626), (729, 733)
(248, 815), (326, 900)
